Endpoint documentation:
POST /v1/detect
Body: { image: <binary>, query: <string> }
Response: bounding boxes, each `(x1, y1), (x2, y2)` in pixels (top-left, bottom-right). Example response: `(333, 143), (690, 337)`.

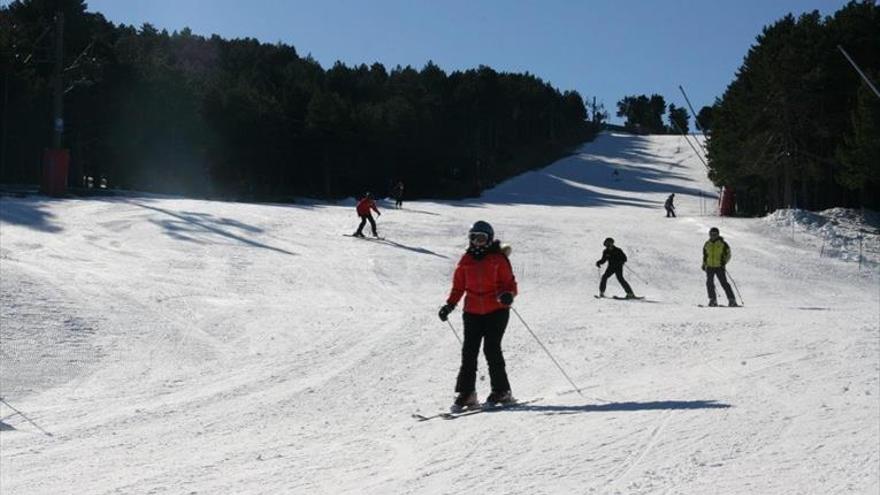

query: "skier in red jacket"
(353, 192), (381, 238)
(438, 221), (518, 412)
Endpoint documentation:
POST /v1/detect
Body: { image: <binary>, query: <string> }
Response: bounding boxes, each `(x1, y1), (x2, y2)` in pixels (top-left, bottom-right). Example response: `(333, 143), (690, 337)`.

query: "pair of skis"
(594, 295), (645, 300)
(412, 397), (541, 422)
(343, 234), (386, 241)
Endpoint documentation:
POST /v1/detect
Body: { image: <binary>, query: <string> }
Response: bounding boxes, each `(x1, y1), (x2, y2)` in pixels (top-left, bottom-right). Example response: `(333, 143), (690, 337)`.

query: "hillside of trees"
(706, 1), (879, 215)
(0, 0), (601, 200)
(615, 94), (692, 135)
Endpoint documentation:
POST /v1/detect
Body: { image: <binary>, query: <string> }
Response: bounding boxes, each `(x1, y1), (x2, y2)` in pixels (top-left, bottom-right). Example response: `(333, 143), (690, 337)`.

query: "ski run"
(1, 133), (877, 494)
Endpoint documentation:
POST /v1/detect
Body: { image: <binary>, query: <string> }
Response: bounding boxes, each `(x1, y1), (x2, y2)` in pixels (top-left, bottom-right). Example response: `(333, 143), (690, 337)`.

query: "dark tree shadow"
(503, 400), (732, 416)
(0, 198), (64, 233)
(131, 201), (297, 256)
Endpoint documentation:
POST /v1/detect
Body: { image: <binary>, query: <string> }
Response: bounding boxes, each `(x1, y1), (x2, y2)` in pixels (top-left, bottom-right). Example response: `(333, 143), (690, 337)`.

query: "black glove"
(595, 261), (602, 268)
(438, 303), (454, 322)
(498, 292), (514, 306)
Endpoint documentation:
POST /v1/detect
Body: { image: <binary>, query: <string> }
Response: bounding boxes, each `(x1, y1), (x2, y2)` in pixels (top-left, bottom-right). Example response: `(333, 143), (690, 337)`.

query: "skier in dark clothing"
(353, 192), (381, 238)
(438, 221), (518, 412)
(665, 193), (676, 217)
(595, 237), (636, 298)
(702, 227), (737, 307)
(392, 181), (404, 209)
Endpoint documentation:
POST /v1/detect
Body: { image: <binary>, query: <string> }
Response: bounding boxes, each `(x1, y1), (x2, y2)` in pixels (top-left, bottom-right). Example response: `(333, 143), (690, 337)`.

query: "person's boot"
(727, 299), (738, 307)
(625, 292), (637, 299)
(451, 391), (479, 412)
(598, 291), (605, 298)
(353, 231), (364, 238)
(708, 299), (718, 307)
(485, 390), (514, 406)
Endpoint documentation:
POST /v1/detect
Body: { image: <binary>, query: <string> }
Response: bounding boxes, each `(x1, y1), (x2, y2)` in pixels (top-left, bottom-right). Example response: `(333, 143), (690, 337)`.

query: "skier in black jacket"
(665, 193), (676, 217)
(595, 237), (636, 298)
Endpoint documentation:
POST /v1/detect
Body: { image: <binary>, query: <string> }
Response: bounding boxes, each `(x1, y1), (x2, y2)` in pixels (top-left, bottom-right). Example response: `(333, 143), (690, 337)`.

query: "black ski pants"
(455, 309), (511, 395)
(665, 207), (676, 217)
(600, 265), (633, 294)
(355, 214), (377, 236)
(705, 266), (735, 302)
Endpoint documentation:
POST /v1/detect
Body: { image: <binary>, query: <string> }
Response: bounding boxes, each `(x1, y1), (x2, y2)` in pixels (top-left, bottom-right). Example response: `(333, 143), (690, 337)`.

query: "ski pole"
(511, 307), (584, 396)
(0, 397), (53, 437)
(625, 265), (650, 286)
(726, 270), (744, 306)
(445, 319), (462, 344)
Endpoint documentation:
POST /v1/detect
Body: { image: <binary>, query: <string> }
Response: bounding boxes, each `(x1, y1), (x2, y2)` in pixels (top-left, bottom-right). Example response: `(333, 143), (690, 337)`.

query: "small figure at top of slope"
(665, 193), (676, 218)
(595, 237), (637, 299)
(353, 192), (381, 238)
(392, 180), (405, 209)
(438, 221), (518, 412)
(702, 227), (737, 307)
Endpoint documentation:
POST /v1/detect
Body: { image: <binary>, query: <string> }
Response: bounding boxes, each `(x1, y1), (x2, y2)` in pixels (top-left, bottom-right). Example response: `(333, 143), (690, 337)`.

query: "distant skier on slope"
(595, 237), (637, 298)
(438, 221), (518, 412)
(352, 192), (381, 238)
(702, 227), (737, 307)
(665, 193), (676, 217)
(392, 181), (405, 209)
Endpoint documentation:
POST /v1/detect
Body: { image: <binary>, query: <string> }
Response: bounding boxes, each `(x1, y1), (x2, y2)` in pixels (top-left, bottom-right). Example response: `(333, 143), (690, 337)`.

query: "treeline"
(1, 0), (599, 200)
(615, 94), (694, 135)
(706, 1), (879, 215)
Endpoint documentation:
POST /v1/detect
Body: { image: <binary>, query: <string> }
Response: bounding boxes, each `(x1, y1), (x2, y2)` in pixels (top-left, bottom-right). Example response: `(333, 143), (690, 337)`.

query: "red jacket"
(446, 247), (517, 315)
(356, 198), (379, 216)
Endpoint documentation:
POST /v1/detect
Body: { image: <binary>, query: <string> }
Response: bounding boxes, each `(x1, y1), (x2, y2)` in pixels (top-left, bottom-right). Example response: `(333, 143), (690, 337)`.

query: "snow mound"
(763, 208), (880, 266)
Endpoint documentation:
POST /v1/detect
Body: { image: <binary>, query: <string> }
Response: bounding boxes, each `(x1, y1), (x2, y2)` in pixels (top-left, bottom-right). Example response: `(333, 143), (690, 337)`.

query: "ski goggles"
(468, 231), (490, 245)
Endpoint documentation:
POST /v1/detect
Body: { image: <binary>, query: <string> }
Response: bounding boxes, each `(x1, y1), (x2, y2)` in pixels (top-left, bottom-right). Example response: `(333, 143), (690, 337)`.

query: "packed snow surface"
(1, 133), (878, 494)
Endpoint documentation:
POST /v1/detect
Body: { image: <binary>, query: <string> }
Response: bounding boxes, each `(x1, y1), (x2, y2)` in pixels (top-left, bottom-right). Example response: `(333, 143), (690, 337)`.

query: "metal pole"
(678, 85), (709, 137)
(670, 119), (709, 171)
(51, 11), (64, 148)
(0, 397), (53, 437)
(1, 71), (8, 181)
(511, 307), (584, 396)
(445, 319), (462, 344)
(677, 85), (709, 155)
(838, 45), (880, 100)
(858, 235), (863, 272)
(625, 265), (649, 286)
(726, 270), (744, 306)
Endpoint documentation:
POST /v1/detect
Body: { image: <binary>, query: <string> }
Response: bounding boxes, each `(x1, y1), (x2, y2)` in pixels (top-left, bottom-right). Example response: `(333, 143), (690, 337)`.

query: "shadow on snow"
(0, 198), (64, 233)
(131, 201), (297, 256)
(373, 237), (449, 259)
(511, 399), (732, 415)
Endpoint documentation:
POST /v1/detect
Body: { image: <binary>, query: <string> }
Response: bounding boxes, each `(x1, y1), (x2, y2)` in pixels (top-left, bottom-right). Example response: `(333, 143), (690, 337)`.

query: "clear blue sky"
(80, 0), (848, 124)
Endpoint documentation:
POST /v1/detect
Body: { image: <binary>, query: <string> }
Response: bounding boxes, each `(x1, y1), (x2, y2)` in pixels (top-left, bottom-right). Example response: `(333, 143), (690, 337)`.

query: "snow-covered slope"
(2, 133), (878, 494)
